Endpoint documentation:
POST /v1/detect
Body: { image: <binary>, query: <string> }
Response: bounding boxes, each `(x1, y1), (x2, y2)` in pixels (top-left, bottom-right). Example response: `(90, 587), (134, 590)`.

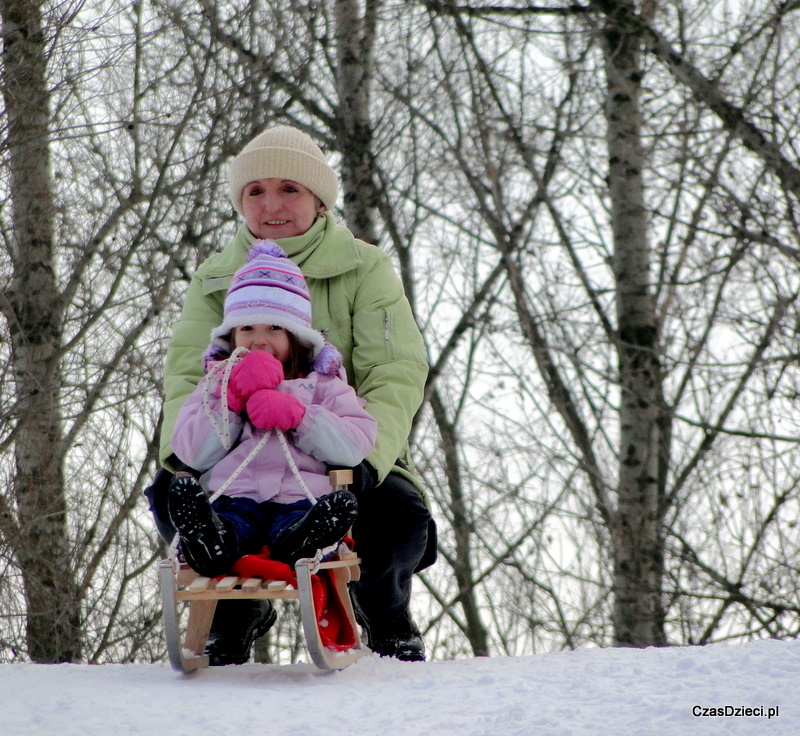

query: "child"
(167, 240), (377, 578)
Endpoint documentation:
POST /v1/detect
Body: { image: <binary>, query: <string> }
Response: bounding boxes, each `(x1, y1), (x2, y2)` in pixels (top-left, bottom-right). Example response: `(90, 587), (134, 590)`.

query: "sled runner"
(159, 469), (370, 673)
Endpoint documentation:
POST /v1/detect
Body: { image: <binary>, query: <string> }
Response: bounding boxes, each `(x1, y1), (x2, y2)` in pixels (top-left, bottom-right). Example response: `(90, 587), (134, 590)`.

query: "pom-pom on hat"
(206, 240), (342, 375)
(228, 126), (338, 215)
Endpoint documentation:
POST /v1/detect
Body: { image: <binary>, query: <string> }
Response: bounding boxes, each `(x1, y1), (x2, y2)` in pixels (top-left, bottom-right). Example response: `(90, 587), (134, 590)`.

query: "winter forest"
(3, 0), (800, 666)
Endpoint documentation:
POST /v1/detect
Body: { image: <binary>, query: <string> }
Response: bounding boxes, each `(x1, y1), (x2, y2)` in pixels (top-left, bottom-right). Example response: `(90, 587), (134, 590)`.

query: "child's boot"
(167, 474), (238, 577)
(270, 490), (358, 566)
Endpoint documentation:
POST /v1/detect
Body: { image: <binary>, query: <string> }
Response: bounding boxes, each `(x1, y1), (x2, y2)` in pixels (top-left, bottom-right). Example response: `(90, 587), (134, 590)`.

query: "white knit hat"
(228, 126), (339, 214)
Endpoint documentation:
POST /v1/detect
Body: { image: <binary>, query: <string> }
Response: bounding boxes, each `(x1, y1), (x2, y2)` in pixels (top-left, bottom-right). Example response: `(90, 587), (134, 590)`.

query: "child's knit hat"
(206, 240), (342, 374)
(228, 126), (338, 215)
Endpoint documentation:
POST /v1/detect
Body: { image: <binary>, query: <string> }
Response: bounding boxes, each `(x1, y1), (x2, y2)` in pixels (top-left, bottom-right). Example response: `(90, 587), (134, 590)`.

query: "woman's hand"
(246, 389), (306, 431)
(226, 351), (284, 413)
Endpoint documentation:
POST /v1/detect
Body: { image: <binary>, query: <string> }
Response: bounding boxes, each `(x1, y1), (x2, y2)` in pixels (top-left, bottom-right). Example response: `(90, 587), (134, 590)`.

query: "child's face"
(233, 324), (292, 365)
(242, 178), (323, 239)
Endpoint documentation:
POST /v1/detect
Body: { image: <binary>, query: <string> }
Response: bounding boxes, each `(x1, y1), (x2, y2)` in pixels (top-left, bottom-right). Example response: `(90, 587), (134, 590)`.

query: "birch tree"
(0, 0), (243, 662)
(0, 0), (81, 662)
(600, 0), (666, 647)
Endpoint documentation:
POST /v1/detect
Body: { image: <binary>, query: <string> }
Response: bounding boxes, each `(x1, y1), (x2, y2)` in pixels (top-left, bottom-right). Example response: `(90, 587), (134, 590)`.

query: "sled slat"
(215, 575), (240, 592)
(241, 577), (263, 592)
(188, 576), (213, 593)
(267, 580), (287, 592)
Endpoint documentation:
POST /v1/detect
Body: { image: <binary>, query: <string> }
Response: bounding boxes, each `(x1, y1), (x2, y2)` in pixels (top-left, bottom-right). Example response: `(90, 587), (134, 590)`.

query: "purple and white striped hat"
(206, 240), (343, 373)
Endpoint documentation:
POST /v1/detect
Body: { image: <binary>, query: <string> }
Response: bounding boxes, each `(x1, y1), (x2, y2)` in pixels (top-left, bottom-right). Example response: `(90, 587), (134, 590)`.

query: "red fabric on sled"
(230, 551), (294, 585)
(230, 547), (357, 652)
(312, 568), (357, 651)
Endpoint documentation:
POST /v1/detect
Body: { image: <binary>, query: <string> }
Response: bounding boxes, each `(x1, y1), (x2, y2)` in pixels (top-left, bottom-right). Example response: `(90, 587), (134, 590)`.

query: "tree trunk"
(430, 391), (490, 657)
(334, 0), (379, 244)
(602, 1), (666, 647)
(1, 0), (82, 661)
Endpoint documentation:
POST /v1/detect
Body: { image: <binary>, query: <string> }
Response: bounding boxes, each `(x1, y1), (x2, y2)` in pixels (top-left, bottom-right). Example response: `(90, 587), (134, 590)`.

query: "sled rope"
(276, 428), (317, 505)
(201, 347), (314, 502)
(202, 346), (249, 451)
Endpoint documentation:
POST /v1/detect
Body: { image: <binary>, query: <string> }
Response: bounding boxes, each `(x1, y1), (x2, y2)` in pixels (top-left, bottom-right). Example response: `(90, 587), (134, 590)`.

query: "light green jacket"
(161, 213), (429, 491)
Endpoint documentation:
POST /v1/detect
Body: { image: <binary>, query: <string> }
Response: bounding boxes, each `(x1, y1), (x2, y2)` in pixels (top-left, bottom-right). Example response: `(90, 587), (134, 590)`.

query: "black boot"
(269, 490), (358, 566)
(205, 599), (278, 666)
(363, 608), (426, 662)
(167, 475), (238, 578)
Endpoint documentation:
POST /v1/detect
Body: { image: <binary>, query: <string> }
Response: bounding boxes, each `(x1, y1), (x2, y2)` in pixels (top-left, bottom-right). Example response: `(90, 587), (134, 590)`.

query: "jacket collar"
(208, 213), (363, 280)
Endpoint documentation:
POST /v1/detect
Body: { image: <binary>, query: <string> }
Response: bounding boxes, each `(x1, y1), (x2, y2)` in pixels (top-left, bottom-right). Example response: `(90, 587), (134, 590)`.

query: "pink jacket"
(172, 362), (377, 505)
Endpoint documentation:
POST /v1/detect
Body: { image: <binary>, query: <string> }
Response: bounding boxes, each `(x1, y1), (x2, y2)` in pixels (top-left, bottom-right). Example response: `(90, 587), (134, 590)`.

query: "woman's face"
(241, 178), (323, 239)
(233, 324), (291, 365)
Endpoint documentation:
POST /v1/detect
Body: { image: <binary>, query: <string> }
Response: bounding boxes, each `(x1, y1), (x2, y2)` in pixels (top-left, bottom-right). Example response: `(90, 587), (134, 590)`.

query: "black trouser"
(145, 464), (437, 627)
(350, 470), (436, 622)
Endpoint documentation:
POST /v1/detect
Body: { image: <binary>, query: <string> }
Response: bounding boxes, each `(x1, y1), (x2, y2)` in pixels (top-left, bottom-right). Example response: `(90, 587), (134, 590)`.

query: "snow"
(3, 638), (798, 735)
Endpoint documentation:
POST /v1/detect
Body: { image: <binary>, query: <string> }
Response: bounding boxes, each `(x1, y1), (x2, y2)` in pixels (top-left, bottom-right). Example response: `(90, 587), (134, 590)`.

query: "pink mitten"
(226, 351), (284, 413)
(246, 389), (306, 431)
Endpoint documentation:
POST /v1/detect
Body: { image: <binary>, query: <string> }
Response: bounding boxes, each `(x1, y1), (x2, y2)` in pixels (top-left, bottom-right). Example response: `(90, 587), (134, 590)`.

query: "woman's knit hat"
(228, 126), (339, 215)
(206, 240), (342, 374)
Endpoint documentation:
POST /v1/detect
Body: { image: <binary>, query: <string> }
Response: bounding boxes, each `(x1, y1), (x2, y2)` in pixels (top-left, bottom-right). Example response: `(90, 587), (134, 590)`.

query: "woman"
(147, 126), (436, 663)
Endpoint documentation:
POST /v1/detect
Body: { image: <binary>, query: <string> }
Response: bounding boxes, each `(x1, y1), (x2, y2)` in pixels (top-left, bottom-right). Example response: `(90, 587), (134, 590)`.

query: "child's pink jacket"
(172, 362), (377, 505)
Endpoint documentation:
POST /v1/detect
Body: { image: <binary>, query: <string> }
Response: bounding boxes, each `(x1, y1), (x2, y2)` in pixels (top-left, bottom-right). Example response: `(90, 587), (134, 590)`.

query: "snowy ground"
(3, 638), (798, 736)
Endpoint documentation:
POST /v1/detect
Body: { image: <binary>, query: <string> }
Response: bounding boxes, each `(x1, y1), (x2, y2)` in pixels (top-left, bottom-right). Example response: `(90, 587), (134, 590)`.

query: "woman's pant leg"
(351, 472), (434, 623)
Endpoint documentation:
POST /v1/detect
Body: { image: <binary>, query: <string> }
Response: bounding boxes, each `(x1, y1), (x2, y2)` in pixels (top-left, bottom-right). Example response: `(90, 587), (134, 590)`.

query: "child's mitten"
(246, 389), (306, 431)
(227, 350), (284, 413)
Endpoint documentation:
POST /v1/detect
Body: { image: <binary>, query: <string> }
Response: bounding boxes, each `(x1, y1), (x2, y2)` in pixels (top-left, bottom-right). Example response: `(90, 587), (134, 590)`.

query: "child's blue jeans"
(211, 495), (314, 558)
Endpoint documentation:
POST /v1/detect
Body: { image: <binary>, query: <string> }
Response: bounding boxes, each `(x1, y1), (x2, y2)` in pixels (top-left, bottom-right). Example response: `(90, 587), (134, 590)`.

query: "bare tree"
(404, 0), (800, 650)
(142, 0), (800, 658)
(7, 0), (800, 663)
(0, 1), (251, 662)
(600, 0), (666, 647)
(0, 0), (81, 662)
(335, 0), (381, 243)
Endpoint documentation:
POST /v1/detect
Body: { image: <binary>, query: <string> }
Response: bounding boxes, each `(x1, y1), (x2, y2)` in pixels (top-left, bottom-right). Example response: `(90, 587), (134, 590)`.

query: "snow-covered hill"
(3, 638), (798, 735)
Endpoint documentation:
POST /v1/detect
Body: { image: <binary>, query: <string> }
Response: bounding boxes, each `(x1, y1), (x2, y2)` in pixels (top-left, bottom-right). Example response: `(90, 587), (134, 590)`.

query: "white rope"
(210, 429), (271, 503)
(202, 346), (250, 452)
(276, 428), (317, 505)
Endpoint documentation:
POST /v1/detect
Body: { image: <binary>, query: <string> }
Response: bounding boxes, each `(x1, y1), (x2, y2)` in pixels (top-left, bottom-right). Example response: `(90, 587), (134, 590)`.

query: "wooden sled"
(159, 469), (370, 673)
